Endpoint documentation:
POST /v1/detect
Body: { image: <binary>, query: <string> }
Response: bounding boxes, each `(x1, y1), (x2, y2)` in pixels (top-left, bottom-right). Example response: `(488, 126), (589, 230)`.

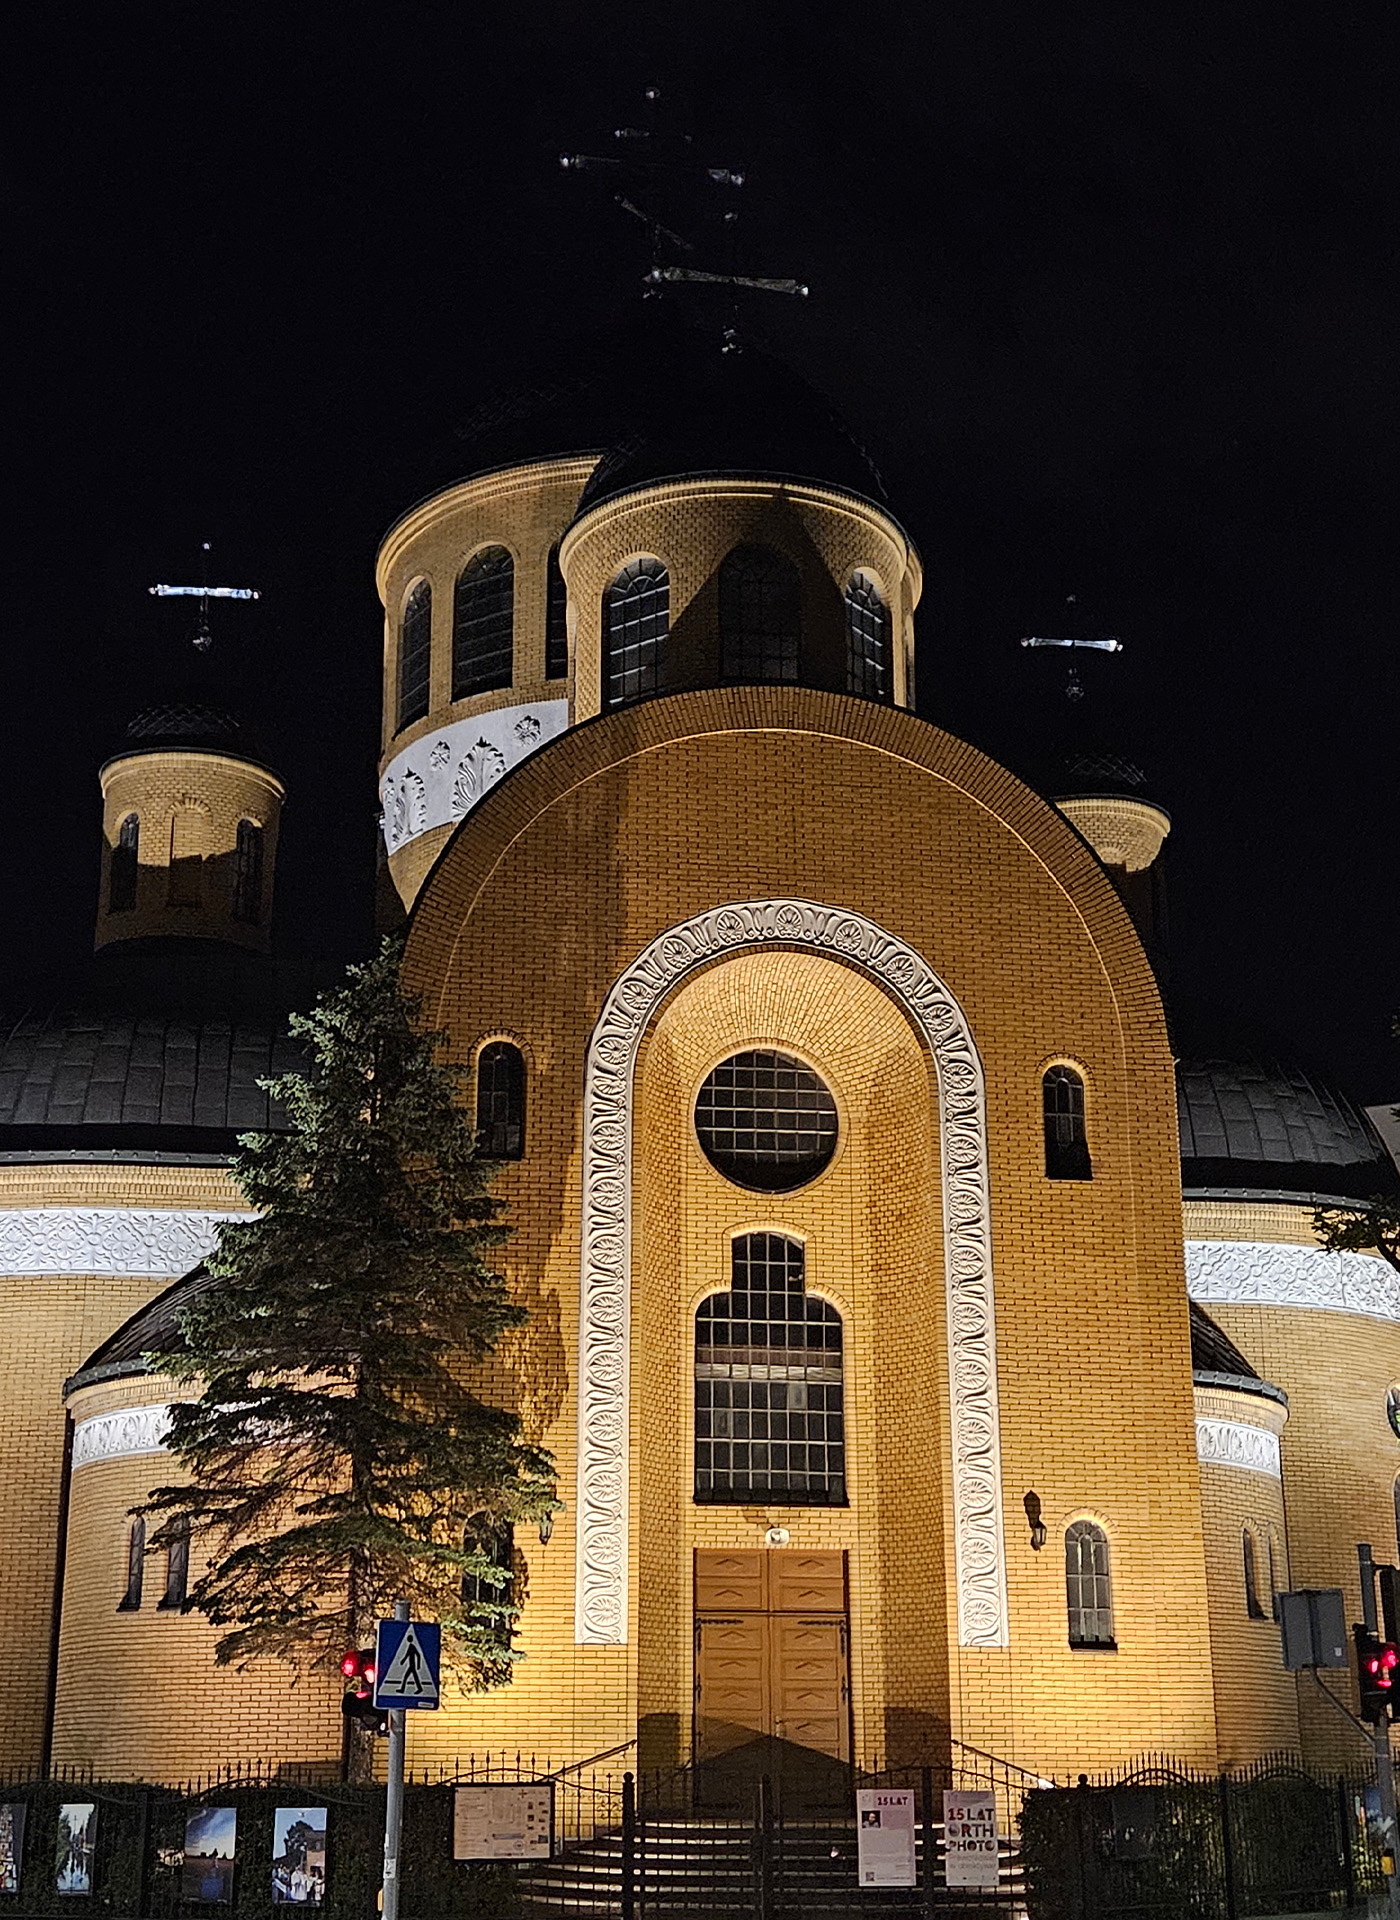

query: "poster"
(182, 1807), (237, 1904)
(942, 1788), (999, 1889)
(0, 1803), (25, 1894)
(855, 1789), (917, 1888)
(452, 1785), (553, 1861)
(55, 1804), (96, 1897)
(272, 1807), (327, 1906)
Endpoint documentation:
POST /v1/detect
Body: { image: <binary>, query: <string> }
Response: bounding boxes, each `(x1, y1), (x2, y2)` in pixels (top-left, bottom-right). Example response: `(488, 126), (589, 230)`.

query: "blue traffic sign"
(374, 1618), (441, 1710)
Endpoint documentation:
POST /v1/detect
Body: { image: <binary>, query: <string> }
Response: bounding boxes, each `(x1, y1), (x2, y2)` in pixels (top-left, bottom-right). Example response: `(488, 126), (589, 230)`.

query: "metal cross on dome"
(149, 542), (261, 653)
(1021, 596), (1123, 701)
(560, 88), (808, 340)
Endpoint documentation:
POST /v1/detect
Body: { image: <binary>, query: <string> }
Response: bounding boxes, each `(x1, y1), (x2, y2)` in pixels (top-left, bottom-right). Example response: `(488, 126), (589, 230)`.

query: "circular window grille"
(694, 1049), (838, 1192)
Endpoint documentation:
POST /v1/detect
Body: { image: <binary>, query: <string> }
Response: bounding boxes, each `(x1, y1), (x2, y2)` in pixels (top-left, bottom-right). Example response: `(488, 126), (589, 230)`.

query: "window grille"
(604, 559), (669, 709)
(398, 579), (432, 730)
(461, 1523), (515, 1651)
(695, 1232), (846, 1505)
(159, 1518), (190, 1610)
(545, 542), (569, 680)
(1243, 1529), (1267, 1618)
(476, 1041), (525, 1159)
(845, 570), (891, 700)
(109, 813), (139, 913)
(1065, 1519), (1114, 1646)
(694, 1049), (838, 1193)
(232, 819), (264, 923)
(118, 1517), (145, 1612)
(719, 544), (802, 683)
(1043, 1065), (1093, 1180)
(452, 547), (515, 699)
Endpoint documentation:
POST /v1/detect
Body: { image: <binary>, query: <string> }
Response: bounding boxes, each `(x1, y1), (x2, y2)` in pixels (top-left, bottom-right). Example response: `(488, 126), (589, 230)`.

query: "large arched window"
(117, 1517), (145, 1612)
(398, 579), (432, 730)
(845, 570), (891, 700)
(694, 1233), (845, 1505)
(476, 1041), (525, 1159)
(604, 558), (669, 709)
(545, 541), (569, 680)
(452, 547), (515, 699)
(1065, 1520), (1114, 1647)
(109, 812), (139, 913)
(232, 819), (264, 924)
(719, 544), (802, 684)
(1043, 1065), (1092, 1180)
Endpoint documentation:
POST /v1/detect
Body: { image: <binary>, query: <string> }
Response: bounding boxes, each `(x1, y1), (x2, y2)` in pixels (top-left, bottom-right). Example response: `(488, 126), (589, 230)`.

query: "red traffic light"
(340, 1651), (360, 1678)
(340, 1647), (377, 1683)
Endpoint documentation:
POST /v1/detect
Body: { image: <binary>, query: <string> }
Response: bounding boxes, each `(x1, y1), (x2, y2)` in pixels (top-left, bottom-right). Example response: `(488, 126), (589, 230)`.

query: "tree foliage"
(1313, 1023), (1400, 1274)
(142, 939), (556, 1689)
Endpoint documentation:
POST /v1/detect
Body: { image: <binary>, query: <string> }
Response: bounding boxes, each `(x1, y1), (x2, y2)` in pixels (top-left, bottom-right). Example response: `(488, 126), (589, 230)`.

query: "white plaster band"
(0, 1208), (243, 1278)
(1195, 1417), (1281, 1479)
(1186, 1240), (1400, 1325)
(72, 1405), (172, 1469)
(381, 701), (569, 853)
(575, 897), (1007, 1650)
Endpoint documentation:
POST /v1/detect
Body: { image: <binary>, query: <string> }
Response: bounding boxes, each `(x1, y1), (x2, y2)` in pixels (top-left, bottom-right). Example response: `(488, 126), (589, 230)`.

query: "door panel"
(695, 1550), (767, 1612)
(694, 1552), (851, 1768)
(695, 1618), (769, 1761)
(771, 1618), (850, 1762)
(768, 1551), (846, 1615)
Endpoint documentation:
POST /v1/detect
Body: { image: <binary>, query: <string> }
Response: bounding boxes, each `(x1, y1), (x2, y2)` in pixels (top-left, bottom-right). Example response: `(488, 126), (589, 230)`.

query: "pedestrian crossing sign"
(373, 1619), (441, 1710)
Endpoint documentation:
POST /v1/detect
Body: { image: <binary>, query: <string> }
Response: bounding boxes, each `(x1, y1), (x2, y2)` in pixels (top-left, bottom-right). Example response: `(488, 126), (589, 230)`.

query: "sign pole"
(381, 1599), (409, 1920)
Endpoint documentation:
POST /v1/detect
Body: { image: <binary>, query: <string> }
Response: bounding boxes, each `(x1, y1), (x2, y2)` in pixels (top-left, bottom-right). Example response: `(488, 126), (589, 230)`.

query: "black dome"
(1176, 1048), (1397, 1201)
(67, 1265), (215, 1390)
(121, 702), (244, 753)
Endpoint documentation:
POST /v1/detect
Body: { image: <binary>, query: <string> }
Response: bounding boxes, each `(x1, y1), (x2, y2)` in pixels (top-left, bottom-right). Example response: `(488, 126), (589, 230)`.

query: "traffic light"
(1354, 1625), (1399, 1722)
(340, 1649), (388, 1735)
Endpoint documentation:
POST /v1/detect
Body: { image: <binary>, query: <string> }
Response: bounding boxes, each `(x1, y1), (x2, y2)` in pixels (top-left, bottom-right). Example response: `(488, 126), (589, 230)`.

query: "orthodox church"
(1, 311), (1396, 1789)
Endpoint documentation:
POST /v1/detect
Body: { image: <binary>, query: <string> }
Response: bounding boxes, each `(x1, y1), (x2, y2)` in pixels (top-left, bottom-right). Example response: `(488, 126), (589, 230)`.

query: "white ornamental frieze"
(379, 700), (568, 852)
(1186, 1241), (1400, 1324)
(72, 1404), (173, 1469)
(0, 1208), (244, 1278)
(1195, 1417), (1281, 1479)
(575, 898), (1007, 1651)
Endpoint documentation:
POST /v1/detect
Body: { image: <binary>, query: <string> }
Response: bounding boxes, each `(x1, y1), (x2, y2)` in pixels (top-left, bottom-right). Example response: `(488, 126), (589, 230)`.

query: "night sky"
(6, 7), (1396, 1101)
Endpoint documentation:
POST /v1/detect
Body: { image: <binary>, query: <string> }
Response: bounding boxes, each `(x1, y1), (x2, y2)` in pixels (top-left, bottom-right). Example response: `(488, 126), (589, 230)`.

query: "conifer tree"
(1313, 1018), (1400, 1275)
(143, 939), (556, 1692)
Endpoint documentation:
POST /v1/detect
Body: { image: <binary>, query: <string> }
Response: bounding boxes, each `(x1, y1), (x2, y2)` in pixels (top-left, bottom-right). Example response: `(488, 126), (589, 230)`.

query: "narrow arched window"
(167, 804), (208, 908)
(845, 570), (891, 700)
(1043, 1065), (1092, 1180)
(1065, 1520), (1114, 1647)
(398, 579), (432, 730)
(452, 547), (515, 699)
(109, 813), (139, 912)
(695, 1233), (845, 1505)
(476, 1042), (525, 1159)
(1267, 1533), (1281, 1620)
(545, 542), (569, 680)
(1243, 1529), (1267, 1618)
(1393, 1476), (1400, 1561)
(461, 1522), (515, 1652)
(232, 819), (264, 923)
(719, 544), (802, 684)
(604, 558), (669, 710)
(118, 1517), (145, 1612)
(159, 1517), (190, 1610)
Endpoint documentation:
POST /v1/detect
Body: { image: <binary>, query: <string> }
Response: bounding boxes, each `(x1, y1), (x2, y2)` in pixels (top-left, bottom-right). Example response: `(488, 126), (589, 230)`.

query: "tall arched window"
(109, 813), (139, 912)
(845, 570), (891, 700)
(1393, 1475), (1400, 1560)
(545, 541), (569, 680)
(232, 819), (264, 923)
(452, 547), (515, 699)
(118, 1517), (145, 1612)
(1243, 1529), (1267, 1618)
(1043, 1065), (1092, 1180)
(695, 1233), (845, 1505)
(476, 1041), (525, 1159)
(719, 544), (802, 684)
(604, 558), (669, 710)
(398, 579), (432, 730)
(159, 1517), (190, 1610)
(167, 804), (208, 908)
(1065, 1519), (1114, 1647)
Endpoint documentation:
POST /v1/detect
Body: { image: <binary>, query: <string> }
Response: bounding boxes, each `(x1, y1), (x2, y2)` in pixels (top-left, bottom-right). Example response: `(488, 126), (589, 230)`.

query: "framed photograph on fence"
(271, 1807), (327, 1906)
(0, 1803), (25, 1894)
(182, 1807), (237, 1905)
(55, 1804), (96, 1897)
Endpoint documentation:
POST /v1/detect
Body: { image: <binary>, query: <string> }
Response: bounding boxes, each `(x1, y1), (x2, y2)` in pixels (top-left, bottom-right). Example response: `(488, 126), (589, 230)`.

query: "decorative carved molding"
(576, 898), (1007, 1650)
(0, 1208), (243, 1278)
(1186, 1240), (1400, 1324)
(380, 700), (568, 852)
(72, 1404), (172, 1469)
(1195, 1416), (1281, 1479)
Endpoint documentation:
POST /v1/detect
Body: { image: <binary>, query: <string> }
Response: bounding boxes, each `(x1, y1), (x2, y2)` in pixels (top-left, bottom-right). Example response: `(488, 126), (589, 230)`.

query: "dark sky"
(6, 5), (1396, 1099)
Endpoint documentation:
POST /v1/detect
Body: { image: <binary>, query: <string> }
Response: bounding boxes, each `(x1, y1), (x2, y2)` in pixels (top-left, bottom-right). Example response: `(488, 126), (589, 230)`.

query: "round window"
(694, 1049), (838, 1192)
(1387, 1388), (1400, 1441)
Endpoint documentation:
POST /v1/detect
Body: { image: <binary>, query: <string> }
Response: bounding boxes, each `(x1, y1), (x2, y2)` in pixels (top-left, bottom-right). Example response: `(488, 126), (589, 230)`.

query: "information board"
(855, 1789), (917, 1888)
(942, 1788), (999, 1888)
(452, 1785), (553, 1862)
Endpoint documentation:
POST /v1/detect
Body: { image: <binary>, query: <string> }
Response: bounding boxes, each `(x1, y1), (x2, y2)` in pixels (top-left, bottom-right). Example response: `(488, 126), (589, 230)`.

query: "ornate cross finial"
(1021, 595), (1122, 701)
(149, 542), (260, 653)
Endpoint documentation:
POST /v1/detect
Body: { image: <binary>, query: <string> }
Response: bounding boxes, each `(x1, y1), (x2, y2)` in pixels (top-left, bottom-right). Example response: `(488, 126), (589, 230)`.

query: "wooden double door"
(693, 1549), (851, 1768)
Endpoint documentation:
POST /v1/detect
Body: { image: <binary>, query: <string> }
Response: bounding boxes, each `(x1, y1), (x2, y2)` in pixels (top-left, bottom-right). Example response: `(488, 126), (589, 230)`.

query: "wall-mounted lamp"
(1024, 1490), (1047, 1552)
(539, 1501), (562, 1546)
